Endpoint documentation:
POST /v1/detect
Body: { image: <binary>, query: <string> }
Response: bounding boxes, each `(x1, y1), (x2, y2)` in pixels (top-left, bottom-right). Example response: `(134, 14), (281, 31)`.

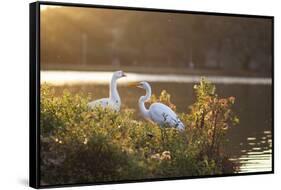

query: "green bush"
(40, 79), (239, 185)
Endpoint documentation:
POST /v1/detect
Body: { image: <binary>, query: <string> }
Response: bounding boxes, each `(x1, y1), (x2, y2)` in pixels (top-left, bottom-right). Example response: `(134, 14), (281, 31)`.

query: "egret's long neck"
(139, 85), (151, 120)
(109, 76), (120, 102)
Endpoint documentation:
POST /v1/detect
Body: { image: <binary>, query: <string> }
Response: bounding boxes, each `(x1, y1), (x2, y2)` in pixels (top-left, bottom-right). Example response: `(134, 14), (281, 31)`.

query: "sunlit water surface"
(41, 71), (273, 173)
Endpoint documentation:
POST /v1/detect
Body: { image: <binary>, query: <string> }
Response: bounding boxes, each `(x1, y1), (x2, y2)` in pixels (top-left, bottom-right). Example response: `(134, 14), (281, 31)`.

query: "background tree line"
(41, 6), (272, 76)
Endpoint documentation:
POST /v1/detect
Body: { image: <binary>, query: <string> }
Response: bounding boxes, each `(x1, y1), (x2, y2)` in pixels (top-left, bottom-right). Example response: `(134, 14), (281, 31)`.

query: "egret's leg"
(160, 127), (164, 143)
(160, 127), (165, 149)
(160, 126), (169, 150)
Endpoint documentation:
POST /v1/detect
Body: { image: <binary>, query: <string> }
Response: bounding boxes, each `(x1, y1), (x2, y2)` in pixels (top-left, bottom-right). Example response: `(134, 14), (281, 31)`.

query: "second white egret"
(133, 81), (185, 131)
(88, 70), (126, 111)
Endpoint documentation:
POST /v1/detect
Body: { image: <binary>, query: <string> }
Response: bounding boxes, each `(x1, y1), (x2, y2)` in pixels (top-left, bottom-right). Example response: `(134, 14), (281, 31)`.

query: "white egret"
(88, 70), (126, 111)
(132, 81), (185, 131)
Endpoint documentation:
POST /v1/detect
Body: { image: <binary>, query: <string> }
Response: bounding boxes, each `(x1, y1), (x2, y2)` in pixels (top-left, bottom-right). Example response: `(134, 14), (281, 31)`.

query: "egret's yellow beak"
(127, 82), (139, 87)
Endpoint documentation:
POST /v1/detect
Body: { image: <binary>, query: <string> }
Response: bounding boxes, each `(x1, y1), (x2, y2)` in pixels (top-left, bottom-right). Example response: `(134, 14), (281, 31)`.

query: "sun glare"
(40, 5), (61, 11)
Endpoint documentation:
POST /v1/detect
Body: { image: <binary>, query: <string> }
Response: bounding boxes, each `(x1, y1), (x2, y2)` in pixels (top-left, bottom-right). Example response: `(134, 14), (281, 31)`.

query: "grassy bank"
(40, 79), (239, 185)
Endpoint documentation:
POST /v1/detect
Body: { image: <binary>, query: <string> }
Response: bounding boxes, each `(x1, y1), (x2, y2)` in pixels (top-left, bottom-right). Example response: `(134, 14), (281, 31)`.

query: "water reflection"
(41, 71), (272, 85)
(41, 71), (273, 173)
(229, 130), (272, 173)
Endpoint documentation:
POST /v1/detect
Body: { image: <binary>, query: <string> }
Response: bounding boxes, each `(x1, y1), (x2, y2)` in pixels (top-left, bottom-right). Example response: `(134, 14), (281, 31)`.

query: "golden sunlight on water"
(41, 71), (272, 86)
(229, 130), (272, 173)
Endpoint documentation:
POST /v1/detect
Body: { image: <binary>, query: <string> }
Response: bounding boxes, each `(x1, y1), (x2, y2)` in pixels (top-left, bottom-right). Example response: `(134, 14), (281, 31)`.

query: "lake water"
(41, 71), (273, 173)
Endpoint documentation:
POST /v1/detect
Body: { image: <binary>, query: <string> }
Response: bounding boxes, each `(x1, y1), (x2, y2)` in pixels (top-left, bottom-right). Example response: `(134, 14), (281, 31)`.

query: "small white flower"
(83, 138), (88, 145)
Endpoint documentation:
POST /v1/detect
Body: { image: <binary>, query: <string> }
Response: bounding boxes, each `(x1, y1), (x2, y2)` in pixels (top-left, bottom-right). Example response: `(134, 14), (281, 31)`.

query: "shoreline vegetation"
(40, 79), (239, 185)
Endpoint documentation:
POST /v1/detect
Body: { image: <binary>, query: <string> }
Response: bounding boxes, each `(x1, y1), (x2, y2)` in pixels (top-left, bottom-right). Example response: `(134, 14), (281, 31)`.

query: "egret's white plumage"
(136, 81), (185, 131)
(88, 70), (126, 111)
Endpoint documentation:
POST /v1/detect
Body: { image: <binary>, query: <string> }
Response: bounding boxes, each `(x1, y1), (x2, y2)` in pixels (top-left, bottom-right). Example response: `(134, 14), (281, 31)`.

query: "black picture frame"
(29, 1), (274, 188)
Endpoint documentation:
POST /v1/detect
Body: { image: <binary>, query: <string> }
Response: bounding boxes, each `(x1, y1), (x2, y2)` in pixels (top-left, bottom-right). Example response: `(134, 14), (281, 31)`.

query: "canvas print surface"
(39, 4), (273, 186)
